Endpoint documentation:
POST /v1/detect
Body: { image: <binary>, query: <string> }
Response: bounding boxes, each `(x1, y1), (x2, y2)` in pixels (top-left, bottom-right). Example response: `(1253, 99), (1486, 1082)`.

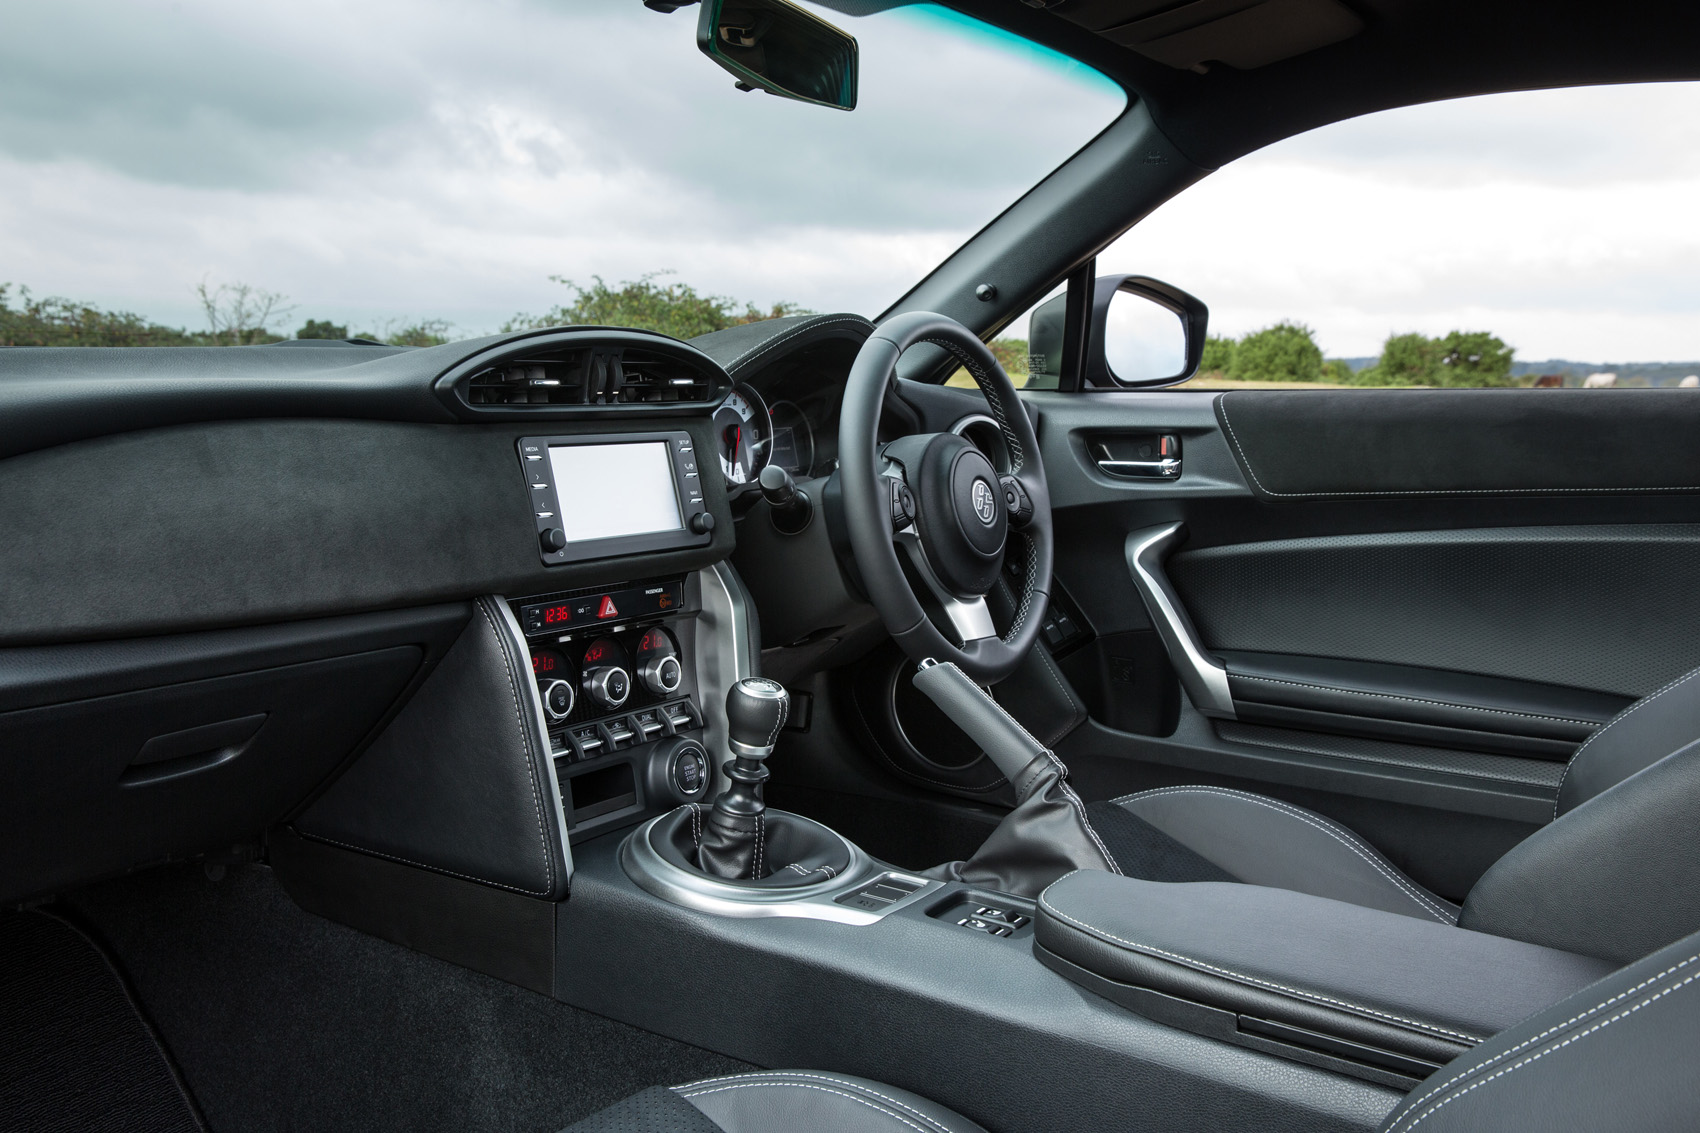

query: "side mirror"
(1089, 275), (1207, 387)
(696, 0), (858, 111)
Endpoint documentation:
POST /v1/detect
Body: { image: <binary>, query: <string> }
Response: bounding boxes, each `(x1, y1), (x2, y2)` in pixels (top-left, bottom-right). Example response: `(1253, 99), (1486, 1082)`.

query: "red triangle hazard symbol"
(597, 596), (618, 618)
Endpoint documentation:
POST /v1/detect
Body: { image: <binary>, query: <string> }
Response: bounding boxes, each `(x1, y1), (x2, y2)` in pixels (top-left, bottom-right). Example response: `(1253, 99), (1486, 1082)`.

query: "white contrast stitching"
(1553, 663), (1700, 820)
(291, 828), (551, 896)
(1389, 963), (1700, 1131)
(474, 598), (555, 894)
(677, 1075), (952, 1133)
(1113, 786), (1457, 923)
(1052, 762), (1122, 875)
(1391, 950), (1700, 1123)
(1233, 673), (1598, 728)
(1036, 892), (1478, 1042)
(1218, 394), (1700, 498)
(673, 1075), (931, 1129)
(724, 315), (872, 373)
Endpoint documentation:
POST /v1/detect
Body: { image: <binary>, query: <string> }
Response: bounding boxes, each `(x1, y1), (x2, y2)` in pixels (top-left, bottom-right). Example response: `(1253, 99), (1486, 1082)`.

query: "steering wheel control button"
(888, 479), (917, 532)
(998, 475), (1033, 525)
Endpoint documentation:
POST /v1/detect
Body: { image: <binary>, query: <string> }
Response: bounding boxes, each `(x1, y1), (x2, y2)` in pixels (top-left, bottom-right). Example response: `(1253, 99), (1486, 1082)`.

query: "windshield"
(0, 1), (1124, 346)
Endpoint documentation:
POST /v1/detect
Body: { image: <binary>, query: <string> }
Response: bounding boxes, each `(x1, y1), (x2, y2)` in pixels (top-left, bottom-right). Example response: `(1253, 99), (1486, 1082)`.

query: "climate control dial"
(583, 665), (631, 711)
(635, 627), (684, 697)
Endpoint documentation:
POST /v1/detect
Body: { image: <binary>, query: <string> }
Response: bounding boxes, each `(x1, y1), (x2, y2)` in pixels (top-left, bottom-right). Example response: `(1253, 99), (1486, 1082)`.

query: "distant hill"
(1331, 355), (1700, 386)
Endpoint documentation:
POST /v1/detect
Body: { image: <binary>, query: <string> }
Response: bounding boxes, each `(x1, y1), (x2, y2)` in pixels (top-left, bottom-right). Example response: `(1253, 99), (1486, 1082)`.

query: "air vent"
(605, 348), (716, 405)
(467, 348), (587, 406)
(461, 345), (717, 409)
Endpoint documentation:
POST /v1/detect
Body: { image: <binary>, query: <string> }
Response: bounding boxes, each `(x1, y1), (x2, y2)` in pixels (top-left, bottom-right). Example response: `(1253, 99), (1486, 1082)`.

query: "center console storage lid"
(1035, 871), (1615, 1084)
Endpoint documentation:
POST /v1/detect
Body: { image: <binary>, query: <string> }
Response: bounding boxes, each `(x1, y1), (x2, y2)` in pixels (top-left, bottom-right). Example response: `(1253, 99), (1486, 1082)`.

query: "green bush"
(1356, 330), (1514, 387)
(0, 283), (199, 347)
(296, 318), (349, 340)
(1319, 358), (1355, 382)
(503, 273), (810, 341)
(1229, 321), (1323, 383)
(1199, 334), (1236, 375)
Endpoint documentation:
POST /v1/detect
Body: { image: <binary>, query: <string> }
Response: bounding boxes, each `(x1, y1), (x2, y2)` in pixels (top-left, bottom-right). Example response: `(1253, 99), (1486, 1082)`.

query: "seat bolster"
(1463, 736), (1700, 964)
(1556, 662), (1700, 816)
(675, 1071), (989, 1133)
(1376, 930), (1700, 1132)
(1114, 787), (1459, 924)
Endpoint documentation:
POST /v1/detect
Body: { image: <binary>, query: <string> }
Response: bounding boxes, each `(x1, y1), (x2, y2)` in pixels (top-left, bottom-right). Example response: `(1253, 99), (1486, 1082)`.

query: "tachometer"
(714, 384), (771, 485)
(767, 399), (815, 477)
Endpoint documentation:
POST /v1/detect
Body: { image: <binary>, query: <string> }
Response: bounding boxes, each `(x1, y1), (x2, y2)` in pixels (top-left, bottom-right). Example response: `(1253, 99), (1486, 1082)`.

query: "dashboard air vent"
(467, 348), (587, 406)
(602, 348), (716, 405)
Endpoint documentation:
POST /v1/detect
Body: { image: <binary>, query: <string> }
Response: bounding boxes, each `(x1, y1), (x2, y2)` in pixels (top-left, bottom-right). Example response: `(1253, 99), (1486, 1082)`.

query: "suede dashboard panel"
(0, 416), (730, 646)
(1214, 389), (1700, 498)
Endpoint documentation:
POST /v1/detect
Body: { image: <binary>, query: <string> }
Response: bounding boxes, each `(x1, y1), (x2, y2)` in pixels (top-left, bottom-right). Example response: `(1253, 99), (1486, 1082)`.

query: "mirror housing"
(697, 0), (859, 111)
(1088, 274), (1208, 388)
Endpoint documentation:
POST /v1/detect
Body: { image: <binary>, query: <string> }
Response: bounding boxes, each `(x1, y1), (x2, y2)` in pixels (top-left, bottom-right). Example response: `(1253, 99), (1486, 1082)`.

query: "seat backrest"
(1377, 927), (1700, 1132)
(1460, 663), (1700, 962)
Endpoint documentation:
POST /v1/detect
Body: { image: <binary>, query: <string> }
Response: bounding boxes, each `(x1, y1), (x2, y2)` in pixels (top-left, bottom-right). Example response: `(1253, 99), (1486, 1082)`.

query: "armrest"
(1035, 871), (1615, 1087)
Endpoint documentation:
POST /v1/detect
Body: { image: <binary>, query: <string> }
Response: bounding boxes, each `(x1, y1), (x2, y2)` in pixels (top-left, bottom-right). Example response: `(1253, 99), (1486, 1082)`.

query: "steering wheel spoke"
(839, 312), (1053, 684)
(894, 527), (998, 645)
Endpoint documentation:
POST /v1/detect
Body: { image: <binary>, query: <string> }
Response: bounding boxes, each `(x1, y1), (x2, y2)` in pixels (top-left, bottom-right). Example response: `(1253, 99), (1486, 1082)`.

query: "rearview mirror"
(697, 0), (859, 111)
(1089, 275), (1208, 387)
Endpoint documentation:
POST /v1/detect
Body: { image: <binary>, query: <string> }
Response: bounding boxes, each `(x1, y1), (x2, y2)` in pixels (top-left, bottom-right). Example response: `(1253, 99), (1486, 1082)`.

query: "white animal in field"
(1583, 372), (1618, 388)
(1680, 375), (1699, 388)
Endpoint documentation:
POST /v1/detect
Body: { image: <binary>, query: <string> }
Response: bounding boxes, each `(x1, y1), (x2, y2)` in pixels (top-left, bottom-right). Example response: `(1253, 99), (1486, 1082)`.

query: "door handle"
(1095, 435), (1181, 479)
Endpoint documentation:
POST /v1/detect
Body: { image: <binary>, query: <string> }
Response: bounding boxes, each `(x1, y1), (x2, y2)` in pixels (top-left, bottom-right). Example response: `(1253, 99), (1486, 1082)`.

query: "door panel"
(1015, 386), (1700, 899)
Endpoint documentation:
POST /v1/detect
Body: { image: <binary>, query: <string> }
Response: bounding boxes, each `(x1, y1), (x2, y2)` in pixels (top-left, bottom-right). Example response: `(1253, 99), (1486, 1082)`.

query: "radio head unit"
(520, 431), (714, 565)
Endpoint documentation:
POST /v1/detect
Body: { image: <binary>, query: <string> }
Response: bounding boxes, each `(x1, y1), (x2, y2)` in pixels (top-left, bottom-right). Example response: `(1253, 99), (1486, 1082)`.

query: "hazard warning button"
(597, 596), (619, 619)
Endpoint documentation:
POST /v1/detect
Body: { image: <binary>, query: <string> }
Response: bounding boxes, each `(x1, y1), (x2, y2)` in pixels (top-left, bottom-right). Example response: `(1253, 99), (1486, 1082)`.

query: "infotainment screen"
(547, 441), (683, 541)
(521, 431), (712, 565)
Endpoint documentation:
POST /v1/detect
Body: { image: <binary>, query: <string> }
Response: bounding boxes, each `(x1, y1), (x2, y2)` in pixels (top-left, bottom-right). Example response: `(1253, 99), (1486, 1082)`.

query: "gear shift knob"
(726, 677), (790, 759)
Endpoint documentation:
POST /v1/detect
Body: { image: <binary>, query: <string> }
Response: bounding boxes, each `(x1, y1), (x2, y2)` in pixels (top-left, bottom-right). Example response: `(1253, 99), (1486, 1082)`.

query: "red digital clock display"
(540, 603), (573, 626)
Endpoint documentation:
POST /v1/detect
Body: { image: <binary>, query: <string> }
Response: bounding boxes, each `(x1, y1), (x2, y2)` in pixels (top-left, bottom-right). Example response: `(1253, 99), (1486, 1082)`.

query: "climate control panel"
(511, 577), (708, 840)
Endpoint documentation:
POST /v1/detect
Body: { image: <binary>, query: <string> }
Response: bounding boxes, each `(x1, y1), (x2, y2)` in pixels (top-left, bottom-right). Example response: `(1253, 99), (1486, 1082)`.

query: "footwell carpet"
(0, 910), (204, 1133)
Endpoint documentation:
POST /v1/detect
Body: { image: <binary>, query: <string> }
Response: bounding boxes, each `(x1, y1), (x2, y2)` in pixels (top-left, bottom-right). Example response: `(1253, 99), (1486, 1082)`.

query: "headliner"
(939, 0), (1700, 168)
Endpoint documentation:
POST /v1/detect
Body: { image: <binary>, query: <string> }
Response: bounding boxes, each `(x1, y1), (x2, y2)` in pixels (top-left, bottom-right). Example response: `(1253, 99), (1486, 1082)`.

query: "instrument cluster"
(712, 382), (815, 487)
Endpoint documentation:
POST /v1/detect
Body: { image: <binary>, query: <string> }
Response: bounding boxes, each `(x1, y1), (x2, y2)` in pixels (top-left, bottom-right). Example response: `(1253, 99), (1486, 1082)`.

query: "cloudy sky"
(1, 0), (1696, 363)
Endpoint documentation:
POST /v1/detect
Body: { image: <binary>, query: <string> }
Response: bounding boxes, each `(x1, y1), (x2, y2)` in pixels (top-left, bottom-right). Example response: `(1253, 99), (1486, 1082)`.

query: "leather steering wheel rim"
(839, 311), (1053, 685)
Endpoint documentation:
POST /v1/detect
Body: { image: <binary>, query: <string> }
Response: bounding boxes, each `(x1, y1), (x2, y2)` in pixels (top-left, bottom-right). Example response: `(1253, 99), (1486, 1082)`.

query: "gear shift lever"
(696, 677), (790, 879)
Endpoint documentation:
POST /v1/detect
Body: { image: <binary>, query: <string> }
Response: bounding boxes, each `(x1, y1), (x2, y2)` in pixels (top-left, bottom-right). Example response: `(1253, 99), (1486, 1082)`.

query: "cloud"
(0, 0), (1123, 332)
(1097, 84), (1700, 362)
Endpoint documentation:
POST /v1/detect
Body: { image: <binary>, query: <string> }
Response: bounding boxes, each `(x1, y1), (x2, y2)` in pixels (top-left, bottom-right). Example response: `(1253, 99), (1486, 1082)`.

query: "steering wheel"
(839, 311), (1053, 685)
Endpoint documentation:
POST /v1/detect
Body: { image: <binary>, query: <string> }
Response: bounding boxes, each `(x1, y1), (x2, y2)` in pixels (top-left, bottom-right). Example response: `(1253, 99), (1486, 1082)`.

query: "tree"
(296, 318), (349, 340)
(1199, 334), (1236, 375)
(1357, 330), (1515, 387)
(1319, 358), (1355, 383)
(988, 337), (1029, 378)
(1434, 330), (1514, 387)
(1229, 322), (1323, 383)
(502, 272), (810, 340)
(355, 318), (453, 347)
(196, 279), (293, 345)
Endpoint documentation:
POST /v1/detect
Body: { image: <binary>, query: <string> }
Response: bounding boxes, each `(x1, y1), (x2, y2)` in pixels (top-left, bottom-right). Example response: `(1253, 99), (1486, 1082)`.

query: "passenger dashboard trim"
(491, 595), (575, 887)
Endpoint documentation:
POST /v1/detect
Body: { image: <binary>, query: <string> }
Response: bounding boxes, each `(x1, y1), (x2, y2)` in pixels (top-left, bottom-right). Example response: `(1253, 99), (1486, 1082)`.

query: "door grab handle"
(1124, 523), (1235, 718)
(1097, 457), (1181, 478)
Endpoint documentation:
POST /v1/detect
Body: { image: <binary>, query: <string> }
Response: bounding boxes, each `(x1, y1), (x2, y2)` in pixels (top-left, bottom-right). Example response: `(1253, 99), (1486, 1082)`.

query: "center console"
(511, 576), (715, 840)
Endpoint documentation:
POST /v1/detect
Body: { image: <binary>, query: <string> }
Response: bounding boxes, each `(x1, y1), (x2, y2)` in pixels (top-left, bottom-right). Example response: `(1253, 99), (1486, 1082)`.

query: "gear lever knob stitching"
(726, 677), (790, 758)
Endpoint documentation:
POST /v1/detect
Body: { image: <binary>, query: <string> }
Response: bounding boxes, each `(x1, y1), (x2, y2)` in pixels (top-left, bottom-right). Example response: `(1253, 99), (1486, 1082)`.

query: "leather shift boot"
(696, 805), (767, 880)
(927, 751), (1119, 898)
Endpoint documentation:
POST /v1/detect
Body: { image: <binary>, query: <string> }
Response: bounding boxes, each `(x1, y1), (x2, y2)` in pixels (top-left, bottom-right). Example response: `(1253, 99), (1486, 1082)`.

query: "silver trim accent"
(729, 737), (776, 759)
(1124, 523), (1236, 718)
(583, 665), (631, 710)
(491, 596), (575, 886)
(540, 678), (575, 721)
(621, 815), (938, 925)
(895, 523), (998, 644)
(1098, 457), (1181, 478)
(696, 563), (758, 790)
(950, 412), (1011, 473)
(638, 653), (683, 696)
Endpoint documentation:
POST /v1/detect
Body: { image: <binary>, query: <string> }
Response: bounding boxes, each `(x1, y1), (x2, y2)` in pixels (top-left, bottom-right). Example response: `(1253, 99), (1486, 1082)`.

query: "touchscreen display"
(547, 441), (682, 542)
